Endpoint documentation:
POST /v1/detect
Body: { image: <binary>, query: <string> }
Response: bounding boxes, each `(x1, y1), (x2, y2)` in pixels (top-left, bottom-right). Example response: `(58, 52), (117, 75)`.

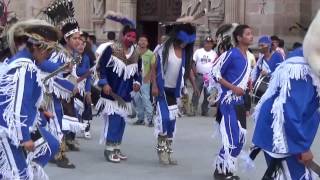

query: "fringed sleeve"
(0, 61), (40, 146)
(97, 47), (112, 87)
(281, 77), (320, 154)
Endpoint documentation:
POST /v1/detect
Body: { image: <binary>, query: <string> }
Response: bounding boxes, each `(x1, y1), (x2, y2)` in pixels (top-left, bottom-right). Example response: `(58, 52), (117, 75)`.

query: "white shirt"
(164, 45), (182, 88)
(193, 48), (218, 74)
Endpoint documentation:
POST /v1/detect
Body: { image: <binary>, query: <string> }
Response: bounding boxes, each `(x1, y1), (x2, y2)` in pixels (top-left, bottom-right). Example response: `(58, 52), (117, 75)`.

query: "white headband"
(64, 28), (80, 38)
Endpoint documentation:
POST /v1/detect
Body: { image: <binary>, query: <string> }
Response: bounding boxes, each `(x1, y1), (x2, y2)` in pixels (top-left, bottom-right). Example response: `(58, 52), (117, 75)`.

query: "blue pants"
(215, 103), (246, 174)
(53, 95), (63, 129)
(219, 103), (245, 157)
(264, 152), (317, 179)
(0, 138), (28, 179)
(156, 90), (177, 138)
(33, 127), (60, 167)
(132, 83), (153, 122)
(105, 114), (126, 143)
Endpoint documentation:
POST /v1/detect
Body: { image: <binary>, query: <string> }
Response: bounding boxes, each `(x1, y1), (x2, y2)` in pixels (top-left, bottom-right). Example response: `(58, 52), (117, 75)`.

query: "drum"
(252, 76), (270, 105)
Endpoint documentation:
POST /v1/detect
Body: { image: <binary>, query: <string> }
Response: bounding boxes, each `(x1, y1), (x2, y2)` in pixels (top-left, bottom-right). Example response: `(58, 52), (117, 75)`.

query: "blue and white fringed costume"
(251, 51), (283, 83)
(154, 45), (184, 139)
(0, 48), (55, 180)
(252, 48), (320, 179)
(74, 53), (92, 122)
(207, 48), (251, 174)
(96, 42), (141, 145)
(39, 52), (85, 137)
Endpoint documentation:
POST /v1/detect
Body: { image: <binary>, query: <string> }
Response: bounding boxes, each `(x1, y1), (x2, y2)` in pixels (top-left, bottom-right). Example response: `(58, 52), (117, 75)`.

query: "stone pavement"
(46, 114), (320, 180)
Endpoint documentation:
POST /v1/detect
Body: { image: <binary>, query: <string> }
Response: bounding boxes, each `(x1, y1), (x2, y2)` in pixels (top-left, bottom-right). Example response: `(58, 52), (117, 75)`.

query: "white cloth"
(153, 44), (162, 53)
(95, 42), (113, 57)
(164, 45), (182, 88)
(193, 48), (218, 74)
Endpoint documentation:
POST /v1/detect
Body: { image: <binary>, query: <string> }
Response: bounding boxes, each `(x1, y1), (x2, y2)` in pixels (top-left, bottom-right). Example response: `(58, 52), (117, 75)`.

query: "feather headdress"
(105, 11), (136, 28)
(303, 10), (320, 76)
(41, 0), (79, 38)
(215, 23), (239, 54)
(7, 19), (60, 54)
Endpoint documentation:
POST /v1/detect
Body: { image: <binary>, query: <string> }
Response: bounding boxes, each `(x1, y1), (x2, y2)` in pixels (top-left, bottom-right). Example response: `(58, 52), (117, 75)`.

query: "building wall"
(182, 0), (320, 48)
(9, 0), (92, 30)
(9, 0), (320, 46)
(245, 0), (303, 46)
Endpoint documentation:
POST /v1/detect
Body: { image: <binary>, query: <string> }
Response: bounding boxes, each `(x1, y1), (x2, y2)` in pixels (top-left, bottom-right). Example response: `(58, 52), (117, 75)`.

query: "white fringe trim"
(61, 115), (86, 133)
(154, 102), (179, 138)
(106, 55), (138, 80)
(48, 118), (63, 143)
(207, 51), (251, 104)
(40, 71), (73, 101)
(168, 105), (179, 121)
(154, 102), (163, 137)
(221, 52), (251, 104)
(215, 117), (246, 174)
(300, 168), (318, 180)
(95, 98), (130, 118)
(99, 114), (109, 144)
(0, 137), (19, 179)
(206, 52), (228, 103)
(77, 80), (86, 97)
(74, 98), (84, 115)
(30, 163), (49, 180)
(0, 58), (43, 147)
(46, 100), (63, 142)
(254, 56), (320, 153)
(48, 51), (69, 64)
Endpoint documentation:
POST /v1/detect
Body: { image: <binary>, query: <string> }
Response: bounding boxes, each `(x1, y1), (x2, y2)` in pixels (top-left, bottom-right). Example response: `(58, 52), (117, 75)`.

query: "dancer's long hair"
(162, 23), (196, 79)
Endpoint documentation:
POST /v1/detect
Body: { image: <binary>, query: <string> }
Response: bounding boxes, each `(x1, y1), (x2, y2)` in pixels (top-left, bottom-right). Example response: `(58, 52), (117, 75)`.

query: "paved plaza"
(46, 114), (320, 180)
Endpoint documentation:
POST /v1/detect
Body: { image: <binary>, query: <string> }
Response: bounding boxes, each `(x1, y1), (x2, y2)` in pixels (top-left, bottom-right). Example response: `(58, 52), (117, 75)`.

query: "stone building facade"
(8, 0), (180, 47)
(182, 0), (320, 48)
(8, 0), (320, 48)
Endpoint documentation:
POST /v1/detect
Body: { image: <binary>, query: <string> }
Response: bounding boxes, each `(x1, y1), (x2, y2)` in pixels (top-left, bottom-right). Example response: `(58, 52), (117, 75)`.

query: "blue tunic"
(76, 53), (91, 93)
(253, 48), (320, 154)
(251, 51), (284, 83)
(0, 48), (42, 145)
(218, 47), (249, 105)
(97, 46), (142, 102)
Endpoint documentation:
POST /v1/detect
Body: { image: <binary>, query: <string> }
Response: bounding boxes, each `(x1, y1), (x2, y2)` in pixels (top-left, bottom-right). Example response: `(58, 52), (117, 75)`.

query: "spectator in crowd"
(107, 31), (116, 42)
(132, 35), (156, 127)
(88, 34), (98, 52)
(292, 42), (302, 50)
(189, 36), (218, 116)
(271, 35), (286, 59)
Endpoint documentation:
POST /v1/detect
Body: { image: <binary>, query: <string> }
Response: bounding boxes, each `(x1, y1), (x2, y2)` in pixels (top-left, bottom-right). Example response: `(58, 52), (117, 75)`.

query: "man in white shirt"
(190, 36), (218, 116)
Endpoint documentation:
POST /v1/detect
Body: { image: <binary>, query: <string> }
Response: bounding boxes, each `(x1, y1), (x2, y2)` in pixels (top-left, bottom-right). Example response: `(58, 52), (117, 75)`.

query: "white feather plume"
(303, 10), (320, 76)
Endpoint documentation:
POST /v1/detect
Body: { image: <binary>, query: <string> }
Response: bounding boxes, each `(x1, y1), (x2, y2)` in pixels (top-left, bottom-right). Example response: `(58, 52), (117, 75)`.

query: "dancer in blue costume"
(0, 19), (60, 180)
(207, 25), (253, 179)
(152, 22), (196, 165)
(96, 11), (141, 163)
(74, 32), (94, 139)
(252, 11), (320, 179)
(251, 35), (284, 84)
(37, 0), (86, 168)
